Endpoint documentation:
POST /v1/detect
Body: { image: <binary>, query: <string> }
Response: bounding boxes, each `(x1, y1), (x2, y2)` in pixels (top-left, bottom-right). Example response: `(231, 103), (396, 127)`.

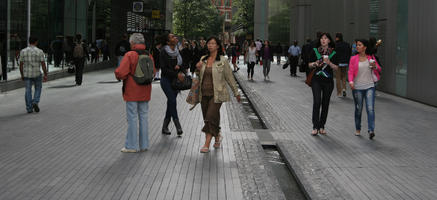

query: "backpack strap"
(134, 50), (149, 55)
(329, 51), (336, 59)
(313, 48), (336, 60)
(313, 48), (321, 60)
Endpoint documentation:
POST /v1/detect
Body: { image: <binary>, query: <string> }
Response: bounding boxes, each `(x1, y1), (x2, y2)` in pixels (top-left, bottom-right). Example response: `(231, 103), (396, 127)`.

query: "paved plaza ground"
(1, 59), (437, 200)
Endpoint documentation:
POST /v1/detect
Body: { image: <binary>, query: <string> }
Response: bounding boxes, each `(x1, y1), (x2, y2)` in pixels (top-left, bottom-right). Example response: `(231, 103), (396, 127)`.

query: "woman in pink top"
(348, 39), (381, 139)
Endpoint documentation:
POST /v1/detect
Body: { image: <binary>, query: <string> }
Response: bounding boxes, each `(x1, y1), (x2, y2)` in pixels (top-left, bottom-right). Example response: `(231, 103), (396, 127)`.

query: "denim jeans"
(117, 56), (124, 67)
(160, 77), (179, 120)
(352, 87), (375, 132)
(24, 75), (42, 112)
(125, 101), (149, 150)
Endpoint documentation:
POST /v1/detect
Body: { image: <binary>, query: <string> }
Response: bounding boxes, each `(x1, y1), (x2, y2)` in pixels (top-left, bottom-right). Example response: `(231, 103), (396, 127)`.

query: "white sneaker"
(121, 147), (137, 153)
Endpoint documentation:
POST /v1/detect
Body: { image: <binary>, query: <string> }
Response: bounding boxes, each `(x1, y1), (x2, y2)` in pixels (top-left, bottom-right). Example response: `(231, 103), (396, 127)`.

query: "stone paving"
(234, 60), (437, 200)
(1, 57), (437, 200)
(0, 69), (285, 200)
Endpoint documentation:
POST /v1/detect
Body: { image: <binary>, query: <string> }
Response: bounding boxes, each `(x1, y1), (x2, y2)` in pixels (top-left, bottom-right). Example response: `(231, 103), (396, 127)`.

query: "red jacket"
(115, 44), (155, 101)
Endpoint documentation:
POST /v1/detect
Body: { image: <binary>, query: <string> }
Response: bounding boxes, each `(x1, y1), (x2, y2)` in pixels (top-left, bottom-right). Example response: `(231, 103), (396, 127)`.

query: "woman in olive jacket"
(195, 36), (241, 153)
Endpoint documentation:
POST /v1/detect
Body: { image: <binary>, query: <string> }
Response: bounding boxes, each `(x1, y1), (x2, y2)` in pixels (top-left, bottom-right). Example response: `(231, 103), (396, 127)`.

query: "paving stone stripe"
(233, 61), (437, 200)
(0, 68), (288, 200)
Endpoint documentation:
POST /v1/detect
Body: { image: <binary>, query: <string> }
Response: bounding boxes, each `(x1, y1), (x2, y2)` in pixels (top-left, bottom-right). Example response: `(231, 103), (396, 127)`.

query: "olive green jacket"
(197, 55), (239, 103)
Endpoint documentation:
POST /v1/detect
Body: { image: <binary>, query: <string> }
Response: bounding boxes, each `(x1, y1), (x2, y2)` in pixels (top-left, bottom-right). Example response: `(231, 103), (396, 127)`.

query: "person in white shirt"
(255, 39), (262, 64)
(288, 40), (301, 76)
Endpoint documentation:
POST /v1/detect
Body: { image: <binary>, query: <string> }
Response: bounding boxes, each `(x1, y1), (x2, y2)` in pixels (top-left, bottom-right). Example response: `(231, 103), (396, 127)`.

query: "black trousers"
(289, 56), (299, 75)
(75, 58), (85, 85)
(311, 78), (334, 129)
(54, 52), (63, 67)
(247, 62), (255, 78)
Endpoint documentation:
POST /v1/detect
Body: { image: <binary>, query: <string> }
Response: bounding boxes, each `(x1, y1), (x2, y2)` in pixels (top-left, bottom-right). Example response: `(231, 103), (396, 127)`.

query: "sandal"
(213, 135), (223, 149)
(319, 129), (327, 135)
(311, 129), (319, 136)
(200, 146), (210, 153)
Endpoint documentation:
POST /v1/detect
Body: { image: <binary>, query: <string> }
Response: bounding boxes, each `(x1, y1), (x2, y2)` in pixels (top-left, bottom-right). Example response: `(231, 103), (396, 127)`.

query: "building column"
(165, 0), (173, 32)
(27, 0), (31, 45)
(254, 0), (268, 40)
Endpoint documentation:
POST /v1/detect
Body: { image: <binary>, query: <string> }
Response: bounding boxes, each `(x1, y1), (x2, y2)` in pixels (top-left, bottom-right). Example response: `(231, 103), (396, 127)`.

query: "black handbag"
(67, 66), (75, 73)
(171, 73), (192, 90)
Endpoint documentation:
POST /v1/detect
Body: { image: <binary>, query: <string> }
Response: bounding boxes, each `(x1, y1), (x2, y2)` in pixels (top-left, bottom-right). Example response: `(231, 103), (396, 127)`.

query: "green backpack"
(132, 50), (154, 85)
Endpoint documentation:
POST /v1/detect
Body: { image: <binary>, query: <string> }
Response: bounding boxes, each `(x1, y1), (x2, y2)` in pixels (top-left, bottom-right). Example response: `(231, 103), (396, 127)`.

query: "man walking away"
(288, 40), (301, 76)
(19, 36), (48, 113)
(301, 38), (313, 77)
(73, 34), (88, 86)
(275, 42), (282, 65)
(115, 34), (131, 67)
(151, 36), (162, 80)
(334, 33), (351, 97)
(51, 35), (64, 68)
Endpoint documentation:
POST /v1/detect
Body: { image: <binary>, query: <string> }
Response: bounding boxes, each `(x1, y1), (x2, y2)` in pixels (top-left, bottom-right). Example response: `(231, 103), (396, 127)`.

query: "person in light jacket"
(195, 36), (241, 153)
(115, 33), (155, 153)
(348, 39), (381, 139)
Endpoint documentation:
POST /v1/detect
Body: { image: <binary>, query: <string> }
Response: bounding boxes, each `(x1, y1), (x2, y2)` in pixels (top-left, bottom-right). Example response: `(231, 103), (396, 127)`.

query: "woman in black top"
(307, 32), (339, 135)
(159, 33), (187, 136)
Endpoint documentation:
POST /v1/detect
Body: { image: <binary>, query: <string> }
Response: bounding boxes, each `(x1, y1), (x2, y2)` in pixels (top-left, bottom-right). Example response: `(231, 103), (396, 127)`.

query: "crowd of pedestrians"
(15, 29), (382, 154)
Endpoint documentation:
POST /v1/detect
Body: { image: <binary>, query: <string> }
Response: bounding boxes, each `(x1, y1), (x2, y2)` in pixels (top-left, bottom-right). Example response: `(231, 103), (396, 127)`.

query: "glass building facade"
(0, 0), (94, 81)
(1, 0), (171, 81)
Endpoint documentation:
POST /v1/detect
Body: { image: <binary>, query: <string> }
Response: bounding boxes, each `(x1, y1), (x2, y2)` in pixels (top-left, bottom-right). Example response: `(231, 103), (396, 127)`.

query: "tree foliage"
(268, 7), (290, 44)
(173, 0), (224, 39)
(232, 0), (255, 35)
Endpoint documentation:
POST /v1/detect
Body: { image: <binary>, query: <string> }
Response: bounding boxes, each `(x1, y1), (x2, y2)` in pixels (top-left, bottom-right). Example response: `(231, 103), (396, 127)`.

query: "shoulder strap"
(313, 48), (321, 59)
(329, 51), (336, 59)
(134, 50), (149, 55)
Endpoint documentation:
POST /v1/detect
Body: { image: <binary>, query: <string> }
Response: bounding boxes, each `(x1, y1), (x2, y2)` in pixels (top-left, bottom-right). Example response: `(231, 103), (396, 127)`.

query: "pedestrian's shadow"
(0, 112), (34, 121)
(97, 80), (121, 84)
(48, 84), (77, 89)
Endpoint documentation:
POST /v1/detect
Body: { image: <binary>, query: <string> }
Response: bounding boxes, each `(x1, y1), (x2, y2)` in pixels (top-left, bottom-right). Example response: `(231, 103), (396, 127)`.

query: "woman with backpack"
(307, 32), (339, 136)
(159, 32), (187, 136)
(348, 39), (382, 139)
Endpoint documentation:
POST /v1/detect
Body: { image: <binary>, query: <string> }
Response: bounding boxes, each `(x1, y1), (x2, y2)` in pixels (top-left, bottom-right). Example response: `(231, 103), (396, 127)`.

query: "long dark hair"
(202, 36), (223, 62)
(316, 32), (335, 49)
(159, 32), (171, 46)
(356, 38), (374, 55)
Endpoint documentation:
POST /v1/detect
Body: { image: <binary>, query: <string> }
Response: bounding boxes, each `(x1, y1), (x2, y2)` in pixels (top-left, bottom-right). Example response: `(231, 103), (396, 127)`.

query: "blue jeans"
(160, 77), (179, 120)
(24, 75), (42, 112)
(125, 101), (149, 150)
(352, 87), (375, 132)
(117, 56), (124, 67)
